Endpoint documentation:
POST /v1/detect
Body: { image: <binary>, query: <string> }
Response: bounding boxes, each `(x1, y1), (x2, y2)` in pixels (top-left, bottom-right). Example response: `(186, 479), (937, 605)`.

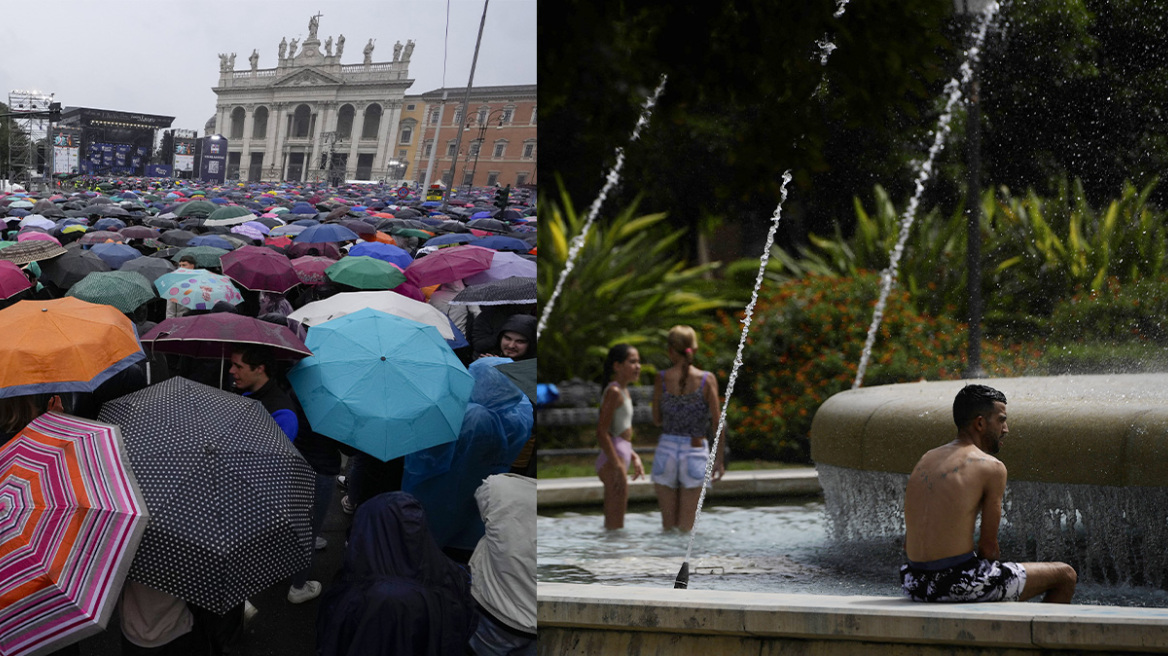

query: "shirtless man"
(901, 384), (1077, 603)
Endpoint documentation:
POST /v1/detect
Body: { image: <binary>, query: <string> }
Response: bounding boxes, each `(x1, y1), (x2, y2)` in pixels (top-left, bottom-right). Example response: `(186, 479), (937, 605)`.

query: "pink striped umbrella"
(0, 412), (148, 656)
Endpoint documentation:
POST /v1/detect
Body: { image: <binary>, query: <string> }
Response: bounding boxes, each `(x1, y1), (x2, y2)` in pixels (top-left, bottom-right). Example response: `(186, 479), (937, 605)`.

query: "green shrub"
(700, 272), (1043, 462)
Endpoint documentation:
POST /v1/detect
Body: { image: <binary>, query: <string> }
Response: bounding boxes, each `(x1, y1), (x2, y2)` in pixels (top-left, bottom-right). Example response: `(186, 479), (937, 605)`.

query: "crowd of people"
(0, 177), (537, 654)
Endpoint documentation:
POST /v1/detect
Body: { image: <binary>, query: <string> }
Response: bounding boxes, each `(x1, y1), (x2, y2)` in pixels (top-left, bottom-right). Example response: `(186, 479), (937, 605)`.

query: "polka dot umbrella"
(0, 413), (149, 656)
(97, 377), (315, 615)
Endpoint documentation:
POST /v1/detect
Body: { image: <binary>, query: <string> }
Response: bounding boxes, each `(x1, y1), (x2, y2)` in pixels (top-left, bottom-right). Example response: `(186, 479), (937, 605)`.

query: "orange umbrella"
(0, 297), (144, 398)
(361, 231), (396, 245)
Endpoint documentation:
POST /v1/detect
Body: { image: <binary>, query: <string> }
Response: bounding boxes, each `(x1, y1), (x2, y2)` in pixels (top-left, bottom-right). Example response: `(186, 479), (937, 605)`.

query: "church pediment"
(273, 68), (344, 88)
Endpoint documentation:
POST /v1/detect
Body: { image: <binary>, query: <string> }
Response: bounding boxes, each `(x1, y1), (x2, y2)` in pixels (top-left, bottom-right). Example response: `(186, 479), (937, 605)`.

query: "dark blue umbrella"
(292, 219), (321, 228)
(290, 202), (317, 215)
(188, 235), (236, 250)
(348, 242), (413, 269)
(426, 233), (477, 247)
(292, 223), (359, 243)
(92, 218), (126, 231)
(474, 235), (532, 252)
(90, 242), (143, 270)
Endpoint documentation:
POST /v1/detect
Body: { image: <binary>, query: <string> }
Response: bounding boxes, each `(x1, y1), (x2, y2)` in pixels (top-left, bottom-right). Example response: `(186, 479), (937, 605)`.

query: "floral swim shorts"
(900, 552), (1027, 602)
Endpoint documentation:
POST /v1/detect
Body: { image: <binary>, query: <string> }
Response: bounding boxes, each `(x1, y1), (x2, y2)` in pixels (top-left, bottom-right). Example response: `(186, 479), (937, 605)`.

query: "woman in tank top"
(651, 325), (724, 531)
(595, 344), (645, 530)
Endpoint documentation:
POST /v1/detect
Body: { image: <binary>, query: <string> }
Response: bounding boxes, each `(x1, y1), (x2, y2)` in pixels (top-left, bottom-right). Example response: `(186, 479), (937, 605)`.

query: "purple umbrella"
(141, 313), (312, 361)
(220, 245), (300, 293)
(463, 251), (537, 285)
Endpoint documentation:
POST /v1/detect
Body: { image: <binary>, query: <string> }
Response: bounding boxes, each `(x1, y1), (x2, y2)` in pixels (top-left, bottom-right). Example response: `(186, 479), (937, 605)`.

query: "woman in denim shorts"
(651, 325), (724, 531)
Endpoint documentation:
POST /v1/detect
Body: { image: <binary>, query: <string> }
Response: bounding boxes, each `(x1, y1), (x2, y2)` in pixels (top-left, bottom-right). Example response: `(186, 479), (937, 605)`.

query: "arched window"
(230, 107), (245, 140)
(336, 104), (355, 139)
(291, 104), (312, 138)
(492, 140), (507, 159)
(398, 119), (416, 145)
(522, 139), (536, 159)
(360, 103), (382, 140)
(476, 106), (489, 126)
(502, 105), (516, 124)
(252, 106), (268, 139)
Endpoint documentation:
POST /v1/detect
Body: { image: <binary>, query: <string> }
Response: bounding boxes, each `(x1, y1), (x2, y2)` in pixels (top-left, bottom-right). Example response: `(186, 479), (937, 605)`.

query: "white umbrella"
(287, 290), (455, 339)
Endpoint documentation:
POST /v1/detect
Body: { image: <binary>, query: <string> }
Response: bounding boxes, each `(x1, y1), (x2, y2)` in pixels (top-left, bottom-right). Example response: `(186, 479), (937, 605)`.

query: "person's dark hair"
(0, 394), (52, 435)
(602, 343), (634, 384)
(178, 255), (197, 266)
(953, 384), (1007, 429)
(232, 344), (277, 378)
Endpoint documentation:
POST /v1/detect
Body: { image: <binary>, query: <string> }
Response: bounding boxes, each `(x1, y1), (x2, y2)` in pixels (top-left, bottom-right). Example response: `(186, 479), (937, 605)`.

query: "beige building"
(411, 85), (537, 188)
(208, 15), (415, 183)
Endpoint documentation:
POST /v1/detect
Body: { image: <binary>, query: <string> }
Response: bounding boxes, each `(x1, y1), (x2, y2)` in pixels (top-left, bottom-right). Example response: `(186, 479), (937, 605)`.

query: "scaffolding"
(6, 90), (54, 189)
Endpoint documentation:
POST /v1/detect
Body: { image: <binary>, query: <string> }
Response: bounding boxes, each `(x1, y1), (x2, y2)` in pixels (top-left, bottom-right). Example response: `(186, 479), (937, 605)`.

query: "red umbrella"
(265, 235), (293, 249)
(220, 245), (299, 293)
(404, 244), (496, 288)
(0, 261), (31, 300)
(291, 256), (335, 285)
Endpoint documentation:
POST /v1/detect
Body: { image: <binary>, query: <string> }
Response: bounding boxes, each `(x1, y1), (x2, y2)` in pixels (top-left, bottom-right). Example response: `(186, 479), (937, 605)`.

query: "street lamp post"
(954, 0), (989, 378)
(466, 108), (507, 188)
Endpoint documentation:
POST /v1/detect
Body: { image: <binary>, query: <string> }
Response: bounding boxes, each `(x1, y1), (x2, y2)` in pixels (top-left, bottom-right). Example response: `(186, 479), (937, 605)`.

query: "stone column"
(240, 104), (255, 178)
(345, 104), (362, 178)
(271, 102), (289, 179)
(216, 105), (230, 137)
(371, 99), (401, 179)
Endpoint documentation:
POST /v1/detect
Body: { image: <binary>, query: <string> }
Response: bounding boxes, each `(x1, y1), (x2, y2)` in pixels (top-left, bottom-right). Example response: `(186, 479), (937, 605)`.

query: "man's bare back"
(904, 441), (1005, 562)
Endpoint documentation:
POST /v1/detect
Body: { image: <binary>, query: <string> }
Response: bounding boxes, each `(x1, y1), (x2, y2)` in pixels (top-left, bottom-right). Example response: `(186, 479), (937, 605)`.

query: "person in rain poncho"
(468, 473), (536, 656)
(402, 357), (533, 562)
(315, 491), (477, 656)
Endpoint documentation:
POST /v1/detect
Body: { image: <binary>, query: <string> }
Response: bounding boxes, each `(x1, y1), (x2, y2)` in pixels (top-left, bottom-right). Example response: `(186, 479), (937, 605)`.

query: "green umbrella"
(172, 246), (229, 269)
(173, 200), (218, 218)
(66, 270), (156, 313)
(205, 205), (255, 226)
(325, 256), (406, 290)
(388, 228), (433, 241)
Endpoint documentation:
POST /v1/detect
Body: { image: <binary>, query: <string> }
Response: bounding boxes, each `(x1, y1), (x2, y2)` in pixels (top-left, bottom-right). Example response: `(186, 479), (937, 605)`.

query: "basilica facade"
(208, 15), (415, 183)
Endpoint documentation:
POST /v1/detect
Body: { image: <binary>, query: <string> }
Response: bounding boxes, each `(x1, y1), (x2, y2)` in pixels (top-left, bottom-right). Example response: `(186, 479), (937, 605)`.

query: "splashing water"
(852, 1), (1000, 389)
(681, 171), (794, 574)
(536, 75), (668, 340)
(833, 0), (850, 19)
(817, 37), (838, 66)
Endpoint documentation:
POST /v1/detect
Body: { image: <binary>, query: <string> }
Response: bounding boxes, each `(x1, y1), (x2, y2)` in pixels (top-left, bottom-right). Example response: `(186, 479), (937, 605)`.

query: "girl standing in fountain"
(652, 325), (724, 531)
(596, 344), (645, 530)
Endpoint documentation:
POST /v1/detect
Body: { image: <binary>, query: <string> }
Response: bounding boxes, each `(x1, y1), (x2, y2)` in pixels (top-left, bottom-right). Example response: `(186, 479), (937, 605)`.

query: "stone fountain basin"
(810, 373), (1168, 487)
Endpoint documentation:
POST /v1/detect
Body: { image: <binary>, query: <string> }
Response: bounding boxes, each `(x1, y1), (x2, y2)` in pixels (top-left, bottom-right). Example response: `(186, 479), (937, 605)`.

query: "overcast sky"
(0, 0), (535, 131)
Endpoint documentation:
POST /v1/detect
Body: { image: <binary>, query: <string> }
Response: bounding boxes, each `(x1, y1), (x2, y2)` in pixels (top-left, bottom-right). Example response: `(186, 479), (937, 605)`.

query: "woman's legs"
(676, 486), (704, 531)
(599, 467), (629, 530)
(655, 484), (679, 530)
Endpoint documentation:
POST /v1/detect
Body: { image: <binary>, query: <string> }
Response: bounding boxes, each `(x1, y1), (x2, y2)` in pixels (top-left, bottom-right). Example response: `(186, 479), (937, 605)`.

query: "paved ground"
(80, 476), (353, 655)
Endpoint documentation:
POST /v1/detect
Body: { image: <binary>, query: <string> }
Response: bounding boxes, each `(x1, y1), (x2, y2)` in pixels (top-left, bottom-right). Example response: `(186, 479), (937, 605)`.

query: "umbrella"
(204, 205), (255, 226)
(466, 218), (509, 233)
(39, 250), (112, 290)
(463, 251), (537, 285)
(158, 230), (197, 247)
(172, 246), (229, 269)
(0, 260), (31, 300)
(229, 225), (265, 242)
(154, 269), (244, 311)
(288, 308), (474, 462)
(141, 313), (312, 360)
(0, 297), (145, 398)
(404, 245), (495, 288)
(348, 241), (413, 269)
(493, 358), (536, 403)
(89, 242), (142, 269)
(92, 218), (127, 231)
(290, 256), (334, 285)
(66, 270), (157, 313)
(16, 231), (60, 246)
(325, 256), (406, 290)
(448, 276), (537, 306)
(220, 245), (300, 293)
(286, 241), (342, 259)
(188, 234), (236, 250)
(118, 225), (160, 240)
(293, 223), (359, 243)
(97, 377), (315, 615)
(336, 219), (375, 236)
(268, 225), (306, 237)
(119, 256), (176, 283)
(173, 200), (217, 218)
(79, 230), (125, 246)
(426, 233), (477, 247)
(288, 290), (456, 339)
(0, 241), (67, 265)
(474, 235), (534, 253)
(0, 412), (148, 656)
(18, 215), (54, 230)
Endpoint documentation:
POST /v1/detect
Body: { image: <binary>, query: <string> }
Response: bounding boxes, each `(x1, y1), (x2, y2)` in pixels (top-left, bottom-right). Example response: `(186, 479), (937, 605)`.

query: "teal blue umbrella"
(287, 308), (473, 462)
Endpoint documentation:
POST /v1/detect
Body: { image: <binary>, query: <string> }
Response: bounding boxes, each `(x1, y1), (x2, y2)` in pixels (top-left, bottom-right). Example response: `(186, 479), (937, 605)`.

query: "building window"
(399, 126), (412, 144)
(407, 103), (416, 111)
(492, 141), (506, 158)
(463, 170), (474, 186)
(230, 107), (246, 140)
(522, 141), (535, 159)
(476, 107), (488, 125)
(336, 104), (355, 139)
(361, 103), (382, 140)
(290, 104), (312, 138)
(469, 142), (480, 158)
(252, 106), (268, 139)
(429, 109), (439, 125)
(447, 142), (457, 157)
(398, 149), (407, 158)
(452, 108), (462, 125)
(516, 172), (528, 186)
(486, 171), (500, 186)
(423, 142), (432, 158)
(530, 106), (536, 125)
(502, 106), (515, 124)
